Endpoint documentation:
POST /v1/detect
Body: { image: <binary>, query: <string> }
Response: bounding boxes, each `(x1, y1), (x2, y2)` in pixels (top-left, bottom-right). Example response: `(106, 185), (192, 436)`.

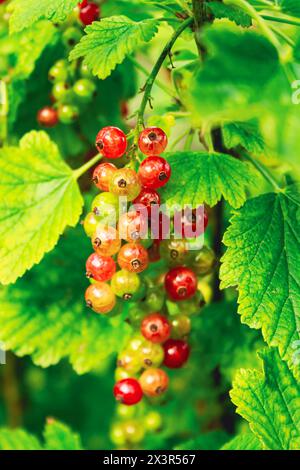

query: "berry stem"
(262, 14), (300, 27)
(128, 56), (176, 98)
(73, 153), (103, 180)
(242, 152), (282, 191)
(136, 16), (194, 130)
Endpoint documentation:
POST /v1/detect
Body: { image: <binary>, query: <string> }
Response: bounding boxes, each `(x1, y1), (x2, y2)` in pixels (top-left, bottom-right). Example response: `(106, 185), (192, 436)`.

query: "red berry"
(164, 266), (197, 301)
(174, 206), (208, 238)
(118, 243), (149, 273)
(95, 126), (127, 159)
(37, 107), (58, 128)
(114, 378), (143, 406)
(133, 188), (161, 216)
(138, 156), (171, 189)
(85, 282), (116, 314)
(92, 162), (117, 191)
(86, 252), (116, 281)
(79, 2), (99, 25)
(163, 339), (190, 368)
(138, 127), (168, 155)
(141, 314), (171, 344)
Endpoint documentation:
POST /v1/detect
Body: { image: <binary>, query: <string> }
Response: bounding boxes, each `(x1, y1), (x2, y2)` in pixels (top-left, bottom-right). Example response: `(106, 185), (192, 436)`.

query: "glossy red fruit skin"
(92, 162), (117, 191)
(141, 314), (171, 344)
(133, 188), (161, 216)
(113, 378), (143, 406)
(95, 126), (127, 159)
(138, 127), (168, 155)
(78, 0), (88, 7)
(37, 107), (58, 127)
(164, 266), (197, 301)
(163, 339), (190, 368)
(86, 252), (116, 281)
(138, 156), (171, 189)
(79, 2), (99, 25)
(118, 243), (149, 273)
(174, 207), (208, 238)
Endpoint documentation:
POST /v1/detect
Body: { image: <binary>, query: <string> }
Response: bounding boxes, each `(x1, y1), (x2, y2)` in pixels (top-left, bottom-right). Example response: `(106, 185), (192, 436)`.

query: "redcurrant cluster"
(81, 124), (215, 446)
(37, 4), (99, 128)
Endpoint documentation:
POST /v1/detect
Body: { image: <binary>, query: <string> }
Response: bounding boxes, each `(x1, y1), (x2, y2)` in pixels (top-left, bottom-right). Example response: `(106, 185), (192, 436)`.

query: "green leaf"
(0, 429), (42, 450)
(222, 432), (262, 450)
(187, 24), (279, 124)
(222, 120), (265, 154)
(230, 348), (300, 450)
(0, 227), (132, 373)
(160, 151), (257, 209)
(12, 21), (57, 79)
(192, 302), (262, 381)
(175, 431), (229, 450)
(220, 185), (300, 376)
(43, 419), (83, 450)
(0, 420), (83, 450)
(207, 2), (252, 27)
(8, 0), (78, 33)
(69, 16), (158, 79)
(279, 0), (300, 17)
(0, 131), (83, 285)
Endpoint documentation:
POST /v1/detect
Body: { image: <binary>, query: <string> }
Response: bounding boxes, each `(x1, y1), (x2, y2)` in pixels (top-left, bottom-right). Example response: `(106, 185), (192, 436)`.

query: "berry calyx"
(79, 2), (100, 25)
(141, 313), (171, 344)
(109, 168), (141, 201)
(138, 156), (171, 189)
(85, 252), (116, 281)
(163, 339), (190, 368)
(164, 266), (197, 301)
(96, 127), (127, 159)
(133, 188), (161, 215)
(85, 282), (116, 314)
(139, 368), (169, 397)
(114, 378), (143, 406)
(138, 127), (168, 155)
(118, 243), (149, 274)
(37, 107), (58, 128)
(92, 162), (117, 191)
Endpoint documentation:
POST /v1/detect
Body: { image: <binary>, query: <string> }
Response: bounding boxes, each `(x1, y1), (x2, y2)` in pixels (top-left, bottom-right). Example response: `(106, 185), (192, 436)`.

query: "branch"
(136, 16), (194, 128)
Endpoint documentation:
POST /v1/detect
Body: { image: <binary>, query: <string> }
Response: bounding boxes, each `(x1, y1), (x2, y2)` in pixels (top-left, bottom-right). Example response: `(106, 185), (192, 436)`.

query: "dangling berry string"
(81, 123), (215, 448)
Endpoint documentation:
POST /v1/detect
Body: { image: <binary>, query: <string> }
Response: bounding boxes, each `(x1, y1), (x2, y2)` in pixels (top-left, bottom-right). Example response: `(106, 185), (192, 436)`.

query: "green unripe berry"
(91, 192), (119, 224)
(140, 341), (164, 368)
(117, 351), (142, 374)
(80, 62), (93, 79)
(145, 411), (162, 432)
(52, 82), (74, 103)
(114, 367), (131, 382)
(83, 211), (101, 237)
(48, 62), (69, 83)
(58, 104), (79, 124)
(110, 423), (127, 446)
(123, 420), (145, 444)
(62, 26), (82, 48)
(116, 404), (136, 419)
(73, 78), (96, 102)
(143, 286), (165, 312)
(171, 315), (191, 338)
(111, 270), (141, 301)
